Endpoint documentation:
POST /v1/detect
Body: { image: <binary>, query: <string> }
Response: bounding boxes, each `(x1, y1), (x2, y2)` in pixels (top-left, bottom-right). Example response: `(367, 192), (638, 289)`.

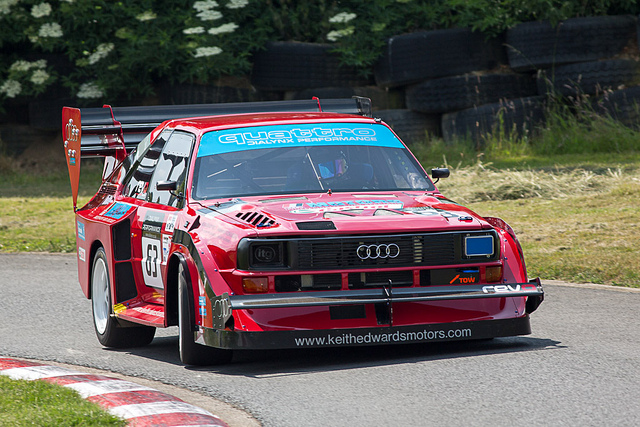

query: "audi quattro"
(62, 97), (543, 365)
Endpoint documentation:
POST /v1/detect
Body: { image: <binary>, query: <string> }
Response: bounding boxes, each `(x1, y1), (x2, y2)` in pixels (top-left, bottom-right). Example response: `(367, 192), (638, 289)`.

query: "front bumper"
(208, 278), (544, 329)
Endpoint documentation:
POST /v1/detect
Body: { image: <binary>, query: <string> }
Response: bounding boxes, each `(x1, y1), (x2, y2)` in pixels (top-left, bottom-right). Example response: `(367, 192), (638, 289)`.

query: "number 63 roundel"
(141, 236), (163, 288)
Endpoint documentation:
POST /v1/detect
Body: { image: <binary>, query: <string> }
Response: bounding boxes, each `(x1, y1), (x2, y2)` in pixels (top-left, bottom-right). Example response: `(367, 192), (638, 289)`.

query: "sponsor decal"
(285, 199), (403, 214)
(449, 274), (477, 284)
(64, 119), (79, 167)
(77, 221), (85, 241)
(294, 328), (472, 347)
(113, 303), (126, 314)
(78, 247), (85, 262)
(165, 214), (177, 233)
(132, 306), (164, 317)
(198, 123), (404, 157)
(198, 296), (206, 307)
(162, 235), (171, 263)
(482, 284), (538, 294)
(142, 211), (164, 237)
(211, 293), (232, 330)
(199, 307), (207, 316)
(102, 202), (132, 220)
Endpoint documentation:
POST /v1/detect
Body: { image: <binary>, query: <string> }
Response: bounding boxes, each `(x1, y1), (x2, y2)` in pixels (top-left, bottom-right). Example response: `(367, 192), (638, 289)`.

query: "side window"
(147, 131), (195, 207)
(122, 129), (172, 199)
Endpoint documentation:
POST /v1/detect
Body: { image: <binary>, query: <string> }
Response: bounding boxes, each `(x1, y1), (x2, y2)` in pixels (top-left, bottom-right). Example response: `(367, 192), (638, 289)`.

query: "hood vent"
(235, 211), (276, 228)
(297, 221), (336, 230)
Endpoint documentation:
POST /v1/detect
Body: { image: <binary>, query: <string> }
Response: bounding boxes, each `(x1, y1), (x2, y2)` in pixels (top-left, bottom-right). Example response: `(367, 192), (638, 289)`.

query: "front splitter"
(198, 315), (532, 350)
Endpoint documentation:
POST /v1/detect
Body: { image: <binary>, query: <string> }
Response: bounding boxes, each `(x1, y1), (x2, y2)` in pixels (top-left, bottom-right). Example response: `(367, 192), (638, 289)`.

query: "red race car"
(62, 98), (543, 365)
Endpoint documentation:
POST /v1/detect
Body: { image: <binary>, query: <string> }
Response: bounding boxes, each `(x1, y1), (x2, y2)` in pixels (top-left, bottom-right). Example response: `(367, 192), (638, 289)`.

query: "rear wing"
(61, 97), (372, 210)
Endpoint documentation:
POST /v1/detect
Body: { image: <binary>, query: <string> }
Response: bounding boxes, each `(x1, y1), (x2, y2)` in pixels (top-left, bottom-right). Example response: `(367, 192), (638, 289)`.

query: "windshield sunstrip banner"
(198, 123), (403, 157)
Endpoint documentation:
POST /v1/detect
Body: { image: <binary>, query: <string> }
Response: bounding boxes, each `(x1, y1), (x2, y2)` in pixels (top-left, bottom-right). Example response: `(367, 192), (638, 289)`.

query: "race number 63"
(141, 237), (163, 288)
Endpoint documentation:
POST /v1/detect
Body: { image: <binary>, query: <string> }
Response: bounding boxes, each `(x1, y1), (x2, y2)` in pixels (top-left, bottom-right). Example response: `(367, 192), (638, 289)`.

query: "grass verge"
(0, 375), (125, 426)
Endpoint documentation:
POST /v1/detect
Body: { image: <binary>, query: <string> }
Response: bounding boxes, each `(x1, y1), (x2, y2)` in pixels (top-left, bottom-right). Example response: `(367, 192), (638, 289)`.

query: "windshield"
(191, 122), (434, 199)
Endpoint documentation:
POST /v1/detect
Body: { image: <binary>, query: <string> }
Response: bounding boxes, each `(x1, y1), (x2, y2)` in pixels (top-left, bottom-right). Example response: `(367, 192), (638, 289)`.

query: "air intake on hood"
(297, 221), (336, 230)
(235, 211), (276, 228)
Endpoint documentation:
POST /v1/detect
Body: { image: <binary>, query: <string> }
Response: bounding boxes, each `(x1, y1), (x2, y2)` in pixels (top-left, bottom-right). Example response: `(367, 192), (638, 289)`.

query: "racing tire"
(91, 248), (155, 348)
(178, 264), (232, 366)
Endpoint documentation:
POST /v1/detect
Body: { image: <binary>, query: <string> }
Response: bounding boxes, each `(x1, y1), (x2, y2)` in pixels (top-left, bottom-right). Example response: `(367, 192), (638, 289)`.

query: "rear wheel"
(178, 263), (232, 366)
(91, 247), (155, 348)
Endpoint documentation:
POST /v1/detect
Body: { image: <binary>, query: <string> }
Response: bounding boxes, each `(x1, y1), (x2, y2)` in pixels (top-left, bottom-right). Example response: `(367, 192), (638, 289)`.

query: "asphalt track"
(1, 253), (640, 426)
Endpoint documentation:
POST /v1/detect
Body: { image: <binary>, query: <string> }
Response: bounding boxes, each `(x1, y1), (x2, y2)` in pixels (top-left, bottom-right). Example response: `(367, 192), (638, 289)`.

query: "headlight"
(237, 239), (287, 270)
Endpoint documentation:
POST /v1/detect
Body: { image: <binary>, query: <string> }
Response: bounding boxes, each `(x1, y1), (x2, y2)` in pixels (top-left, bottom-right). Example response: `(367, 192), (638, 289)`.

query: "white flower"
(194, 46), (222, 57)
(197, 9), (222, 20)
(193, 1), (218, 11)
(327, 27), (354, 42)
(208, 22), (238, 35)
(329, 12), (356, 24)
(10, 60), (49, 73)
(183, 26), (205, 34)
(136, 10), (157, 21)
(30, 70), (50, 85)
(0, 80), (22, 98)
(38, 23), (63, 38)
(31, 3), (52, 18)
(87, 43), (114, 65)
(10, 61), (33, 72)
(77, 82), (104, 99)
(226, 0), (248, 9)
(0, 0), (20, 15)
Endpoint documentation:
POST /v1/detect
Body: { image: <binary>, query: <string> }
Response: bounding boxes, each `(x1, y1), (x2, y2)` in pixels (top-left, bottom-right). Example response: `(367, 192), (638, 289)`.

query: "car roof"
(165, 112), (379, 135)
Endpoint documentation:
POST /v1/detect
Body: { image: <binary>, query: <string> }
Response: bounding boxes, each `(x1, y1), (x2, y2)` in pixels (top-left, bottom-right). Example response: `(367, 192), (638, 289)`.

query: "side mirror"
(431, 168), (450, 183)
(156, 180), (177, 191)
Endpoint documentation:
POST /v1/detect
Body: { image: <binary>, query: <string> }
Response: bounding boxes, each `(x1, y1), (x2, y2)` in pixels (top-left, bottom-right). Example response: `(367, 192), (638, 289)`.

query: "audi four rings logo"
(357, 243), (400, 260)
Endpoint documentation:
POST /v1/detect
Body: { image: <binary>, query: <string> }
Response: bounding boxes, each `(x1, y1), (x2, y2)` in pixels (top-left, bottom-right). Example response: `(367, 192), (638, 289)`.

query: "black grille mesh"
(296, 234), (457, 269)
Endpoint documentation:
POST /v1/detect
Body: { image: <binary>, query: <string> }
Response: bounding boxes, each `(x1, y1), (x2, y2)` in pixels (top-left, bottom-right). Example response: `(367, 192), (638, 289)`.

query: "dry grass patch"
(441, 166), (640, 287)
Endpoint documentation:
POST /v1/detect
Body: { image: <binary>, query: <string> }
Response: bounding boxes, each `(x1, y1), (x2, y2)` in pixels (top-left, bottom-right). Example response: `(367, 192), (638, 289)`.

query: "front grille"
(296, 233), (457, 269)
(239, 231), (498, 271)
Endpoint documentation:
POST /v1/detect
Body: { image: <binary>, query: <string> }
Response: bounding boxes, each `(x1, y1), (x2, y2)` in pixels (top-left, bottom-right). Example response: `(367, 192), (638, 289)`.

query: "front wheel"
(91, 247), (155, 348)
(178, 263), (232, 365)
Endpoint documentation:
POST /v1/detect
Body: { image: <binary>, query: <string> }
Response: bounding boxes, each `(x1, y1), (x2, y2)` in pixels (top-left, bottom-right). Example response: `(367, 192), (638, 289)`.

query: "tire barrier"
(375, 109), (441, 144)
(441, 97), (546, 143)
(374, 28), (507, 88)
(507, 15), (637, 71)
(537, 59), (640, 97)
(406, 73), (537, 114)
(593, 86), (640, 128)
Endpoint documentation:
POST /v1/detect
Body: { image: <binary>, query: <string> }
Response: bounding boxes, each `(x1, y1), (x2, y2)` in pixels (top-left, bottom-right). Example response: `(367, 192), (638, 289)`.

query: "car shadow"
(117, 334), (564, 377)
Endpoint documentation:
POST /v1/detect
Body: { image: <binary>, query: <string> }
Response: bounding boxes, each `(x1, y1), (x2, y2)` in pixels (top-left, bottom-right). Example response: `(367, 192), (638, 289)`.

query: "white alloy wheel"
(92, 254), (110, 335)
